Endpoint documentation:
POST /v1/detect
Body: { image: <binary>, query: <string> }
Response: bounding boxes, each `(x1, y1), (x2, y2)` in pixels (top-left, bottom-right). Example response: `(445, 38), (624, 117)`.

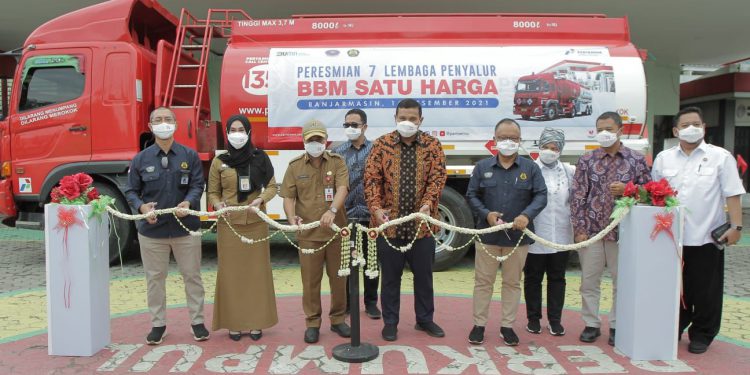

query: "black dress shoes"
(382, 324), (398, 341)
(688, 341), (709, 354)
(579, 326), (601, 343)
(304, 327), (320, 343)
(365, 304), (382, 319)
(331, 323), (351, 338)
(415, 321), (445, 337)
(249, 330), (262, 341)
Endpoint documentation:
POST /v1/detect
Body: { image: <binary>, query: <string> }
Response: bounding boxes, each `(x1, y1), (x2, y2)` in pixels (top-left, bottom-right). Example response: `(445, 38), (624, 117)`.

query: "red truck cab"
(0, 0), (186, 262)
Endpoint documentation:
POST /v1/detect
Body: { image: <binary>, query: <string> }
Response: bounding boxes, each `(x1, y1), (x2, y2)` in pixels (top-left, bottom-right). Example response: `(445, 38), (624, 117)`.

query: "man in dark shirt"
(124, 107), (207, 345)
(466, 118), (547, 346)
(331, 108), (381, 319)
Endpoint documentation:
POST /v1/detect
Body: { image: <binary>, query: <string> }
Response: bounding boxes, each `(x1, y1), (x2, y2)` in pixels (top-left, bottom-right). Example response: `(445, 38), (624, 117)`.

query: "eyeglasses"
(161, 156), (168, 169)
(343, 122), (362, 128)
(151, 116), (176, 124)
(495, 137), (521, 142)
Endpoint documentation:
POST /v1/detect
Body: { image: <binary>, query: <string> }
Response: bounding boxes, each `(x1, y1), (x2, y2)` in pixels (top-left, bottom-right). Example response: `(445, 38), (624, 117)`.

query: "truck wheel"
(521, 115), (531, 120)
(586, 106), (592, 116)
(433, 186), (474, 271)
(566, 101), (576, 118)
(93, 182), (135, 265)
(545, 105), (558, 120)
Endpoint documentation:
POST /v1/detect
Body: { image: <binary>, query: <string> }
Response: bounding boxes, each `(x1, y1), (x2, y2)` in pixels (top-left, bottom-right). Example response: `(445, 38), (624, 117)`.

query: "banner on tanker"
(267, 46), (645, 142)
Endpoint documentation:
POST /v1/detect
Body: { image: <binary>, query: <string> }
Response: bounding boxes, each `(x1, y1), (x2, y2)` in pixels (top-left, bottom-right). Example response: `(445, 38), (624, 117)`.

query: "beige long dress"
(207, 157), (278, 331)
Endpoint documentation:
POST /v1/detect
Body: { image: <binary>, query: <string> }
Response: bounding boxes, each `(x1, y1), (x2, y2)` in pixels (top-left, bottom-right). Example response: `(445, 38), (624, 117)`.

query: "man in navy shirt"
(125, 107), (207, 345)
(466, 118), (547, 346)
(331, 108), (381, 319)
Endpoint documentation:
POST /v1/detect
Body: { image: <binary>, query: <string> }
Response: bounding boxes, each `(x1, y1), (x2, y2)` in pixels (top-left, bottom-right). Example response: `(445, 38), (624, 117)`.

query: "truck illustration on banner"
(513, 60), (615, 121)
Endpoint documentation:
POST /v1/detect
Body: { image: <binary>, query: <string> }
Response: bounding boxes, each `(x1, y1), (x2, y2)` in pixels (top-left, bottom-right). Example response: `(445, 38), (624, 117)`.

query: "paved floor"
(0, 211), (749, 374)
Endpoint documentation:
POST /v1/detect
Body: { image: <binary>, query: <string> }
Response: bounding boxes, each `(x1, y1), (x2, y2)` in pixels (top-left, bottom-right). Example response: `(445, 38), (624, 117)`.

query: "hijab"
(217, 114), (274, 202)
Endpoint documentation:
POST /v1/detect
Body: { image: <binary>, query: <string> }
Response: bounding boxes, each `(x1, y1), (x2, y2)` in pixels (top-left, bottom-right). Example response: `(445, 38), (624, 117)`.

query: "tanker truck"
(0, 0), (648, 270)
(513, 72), (593, 120)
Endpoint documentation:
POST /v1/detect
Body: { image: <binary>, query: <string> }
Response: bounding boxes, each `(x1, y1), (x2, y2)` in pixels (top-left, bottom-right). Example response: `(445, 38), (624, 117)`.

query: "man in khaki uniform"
(280, 119), (351, 343)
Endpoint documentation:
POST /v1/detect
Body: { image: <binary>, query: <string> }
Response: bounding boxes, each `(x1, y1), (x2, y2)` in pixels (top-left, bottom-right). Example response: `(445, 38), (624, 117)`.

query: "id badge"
(324, 187), (334, 202)
(180, 173), (189, 185)
(239, 176), (251, 192)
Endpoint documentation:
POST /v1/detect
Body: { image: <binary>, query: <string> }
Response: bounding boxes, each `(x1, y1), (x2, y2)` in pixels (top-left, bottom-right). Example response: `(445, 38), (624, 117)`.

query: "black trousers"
(523, 251), (569, 324)
(378, 236), (435, 325)
(346, 221), (380, 309)
(680, 243), (724, 345)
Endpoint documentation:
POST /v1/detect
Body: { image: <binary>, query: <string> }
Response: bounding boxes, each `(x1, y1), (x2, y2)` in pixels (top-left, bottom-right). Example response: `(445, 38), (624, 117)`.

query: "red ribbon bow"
(650, 211), (675, 241)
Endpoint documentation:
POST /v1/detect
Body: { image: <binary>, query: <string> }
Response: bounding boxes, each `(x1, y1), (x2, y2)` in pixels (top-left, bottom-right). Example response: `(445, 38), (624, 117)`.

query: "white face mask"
(495, 140), (519, 156)
(344, 127), (362, 141)
(678, 125), (704, 144)
(595, 130), (618, 147)
(396, 121), (419, 138)
(304, 141), (326, 157)
(227, 132), (249, 149)
(151, 123), (176, 140)
(539, 149), (560, 165)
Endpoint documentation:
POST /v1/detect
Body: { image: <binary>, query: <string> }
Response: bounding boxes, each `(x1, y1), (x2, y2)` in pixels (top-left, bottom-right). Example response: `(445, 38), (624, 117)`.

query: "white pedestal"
(616, 206), (682, 360)
(45, 204), (110, 356)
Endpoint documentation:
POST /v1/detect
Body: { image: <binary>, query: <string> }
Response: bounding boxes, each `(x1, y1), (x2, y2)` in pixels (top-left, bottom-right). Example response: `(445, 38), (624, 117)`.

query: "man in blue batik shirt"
(331, 108), (381, 319)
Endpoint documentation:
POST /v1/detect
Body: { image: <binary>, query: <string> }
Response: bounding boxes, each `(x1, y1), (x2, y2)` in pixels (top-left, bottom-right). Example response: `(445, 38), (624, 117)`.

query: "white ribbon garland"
(105, 205), (629, 252)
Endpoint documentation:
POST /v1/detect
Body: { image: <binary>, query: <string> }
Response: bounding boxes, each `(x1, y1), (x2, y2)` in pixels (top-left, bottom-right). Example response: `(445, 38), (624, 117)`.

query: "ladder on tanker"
(163, 9), (251, 126)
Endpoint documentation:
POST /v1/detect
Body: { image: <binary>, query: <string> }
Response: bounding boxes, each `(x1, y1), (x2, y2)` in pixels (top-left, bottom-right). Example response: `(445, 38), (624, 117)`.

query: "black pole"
(333, 220), (378, 363)
(349, 233), (362, 347)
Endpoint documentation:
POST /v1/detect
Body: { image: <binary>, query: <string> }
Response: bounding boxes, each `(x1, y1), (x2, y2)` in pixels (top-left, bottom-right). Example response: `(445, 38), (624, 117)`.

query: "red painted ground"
(1, 296), (748, 374)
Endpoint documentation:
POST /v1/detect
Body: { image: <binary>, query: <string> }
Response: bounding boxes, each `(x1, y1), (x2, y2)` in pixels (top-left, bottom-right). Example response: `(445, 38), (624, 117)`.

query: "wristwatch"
(731, 224), (743, 231)
(329, 207), (338, 214)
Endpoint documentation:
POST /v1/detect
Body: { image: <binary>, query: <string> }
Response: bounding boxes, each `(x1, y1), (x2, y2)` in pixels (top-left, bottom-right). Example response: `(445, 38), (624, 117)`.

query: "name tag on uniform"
(484, 172), (493, 179)
(239, 176), (251, 192)
(324, 187), (334, 202)
(180, 173), (189, 185)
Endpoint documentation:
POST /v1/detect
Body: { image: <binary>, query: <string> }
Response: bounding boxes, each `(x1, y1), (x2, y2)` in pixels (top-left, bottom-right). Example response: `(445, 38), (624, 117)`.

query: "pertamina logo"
(19, 178), (32, 193)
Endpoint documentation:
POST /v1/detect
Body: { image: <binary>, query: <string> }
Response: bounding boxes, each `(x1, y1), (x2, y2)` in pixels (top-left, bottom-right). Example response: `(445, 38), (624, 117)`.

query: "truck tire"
(433, 186), (474, 271)
(566, 101), (576, 118)
(92, 182), (135, 264)
(545, 105), (558, 120)
(521, 115), (531, 120)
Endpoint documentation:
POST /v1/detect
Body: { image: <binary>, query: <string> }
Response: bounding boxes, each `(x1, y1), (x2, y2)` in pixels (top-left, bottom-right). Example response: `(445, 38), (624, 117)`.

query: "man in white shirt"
(524, 128), (575, 337)
(651, 106), (745, 354)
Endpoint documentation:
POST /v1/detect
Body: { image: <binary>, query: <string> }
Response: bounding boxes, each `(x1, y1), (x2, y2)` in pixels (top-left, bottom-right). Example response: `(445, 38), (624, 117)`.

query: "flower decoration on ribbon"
(54, 206), (82, 309)
(611, 178), (680, 220)
(339, 227), (350, 238)
(367, 229), (378, 240)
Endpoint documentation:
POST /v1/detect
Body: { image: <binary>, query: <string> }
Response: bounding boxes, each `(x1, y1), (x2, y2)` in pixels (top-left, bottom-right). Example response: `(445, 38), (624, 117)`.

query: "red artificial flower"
(50, 187), (62, 203)
(73, 173), (94, 190)
(644, 178), (674, 201)
(86, 187), (100, 202)
(651, 195), (666, 207)
(623, 181), (638, 197)
(57, 176), (81, 200)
